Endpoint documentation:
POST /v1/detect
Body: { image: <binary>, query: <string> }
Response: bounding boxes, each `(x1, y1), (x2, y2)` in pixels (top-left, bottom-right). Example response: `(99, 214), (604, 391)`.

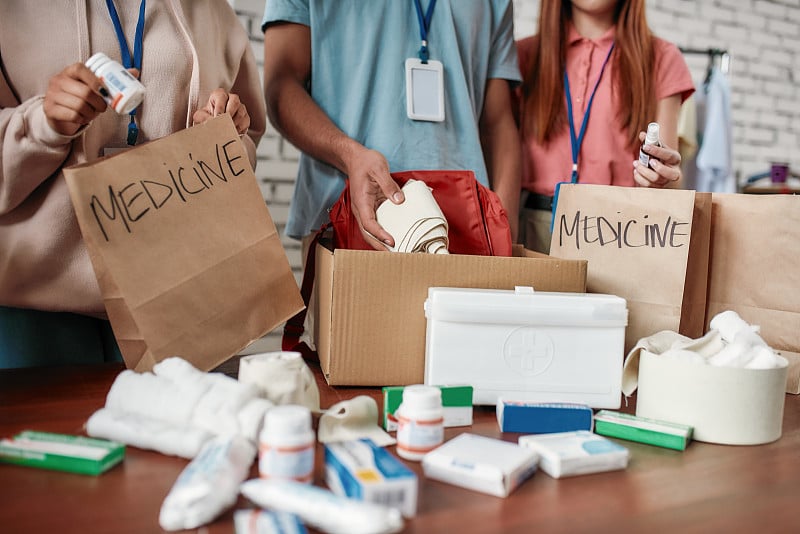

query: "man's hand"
(43, 63), (108, 136)
(344, 147), (405, 250)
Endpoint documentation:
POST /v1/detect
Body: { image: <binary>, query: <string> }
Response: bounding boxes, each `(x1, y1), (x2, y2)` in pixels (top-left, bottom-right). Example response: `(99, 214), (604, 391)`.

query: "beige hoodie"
(0, 0), (266, 317)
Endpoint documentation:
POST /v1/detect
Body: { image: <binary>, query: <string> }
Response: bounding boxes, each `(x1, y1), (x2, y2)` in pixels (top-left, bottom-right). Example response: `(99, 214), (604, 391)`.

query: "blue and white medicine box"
(424, 286), (628, 407)
(518, 430), (629, 478)
(324, 438), (418, 518)
(497, 400), (593, 434)
(421, 433), (538, 498)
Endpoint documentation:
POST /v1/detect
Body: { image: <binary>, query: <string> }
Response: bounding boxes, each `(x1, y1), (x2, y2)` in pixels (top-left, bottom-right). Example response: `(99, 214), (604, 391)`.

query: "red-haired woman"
(516, 0), (694, 253)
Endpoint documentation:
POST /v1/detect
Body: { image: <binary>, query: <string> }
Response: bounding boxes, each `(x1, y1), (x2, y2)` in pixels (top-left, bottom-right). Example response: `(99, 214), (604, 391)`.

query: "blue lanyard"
(564, 42), (615, 183)
(413, 0), (436, 63)
(550, 42), (614, 232)
(105, 0), (146, 145)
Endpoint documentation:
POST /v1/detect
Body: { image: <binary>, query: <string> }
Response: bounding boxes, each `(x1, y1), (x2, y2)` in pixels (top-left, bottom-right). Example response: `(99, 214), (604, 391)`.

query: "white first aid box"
(424, 287), (627, 407)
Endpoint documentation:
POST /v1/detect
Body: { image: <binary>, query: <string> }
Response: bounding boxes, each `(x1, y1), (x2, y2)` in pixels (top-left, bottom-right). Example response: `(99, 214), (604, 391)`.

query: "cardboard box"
(424, 287), (627, 407)
(314, 239), (587, 385)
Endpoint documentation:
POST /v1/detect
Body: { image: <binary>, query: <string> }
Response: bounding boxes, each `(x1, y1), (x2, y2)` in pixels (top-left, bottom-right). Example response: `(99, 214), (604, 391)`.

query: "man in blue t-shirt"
(262, 0), (522, 249)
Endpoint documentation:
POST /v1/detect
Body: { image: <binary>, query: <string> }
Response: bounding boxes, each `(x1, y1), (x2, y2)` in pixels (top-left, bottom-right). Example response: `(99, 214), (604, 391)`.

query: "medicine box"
(593, 410), (692, 451)
(424, 287), (627, 407)
(518, 430), (628, 478)
(324, 439), (418, 518)
(497, 400), (593, 434)
(421, 433), (538, 498)
(0, 430), (125, 475)
(383, 385), (473, 431)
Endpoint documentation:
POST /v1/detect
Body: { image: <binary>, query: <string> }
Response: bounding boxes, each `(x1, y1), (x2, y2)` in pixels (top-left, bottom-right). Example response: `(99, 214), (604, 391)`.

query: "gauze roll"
(318, 396), (395, 446)
(238, 351), (320, 412)
(376, 179), (449, 254)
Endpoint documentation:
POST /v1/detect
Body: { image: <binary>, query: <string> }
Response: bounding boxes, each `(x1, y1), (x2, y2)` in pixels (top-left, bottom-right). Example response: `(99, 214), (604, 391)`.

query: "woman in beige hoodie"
(0, 0), (266, 367)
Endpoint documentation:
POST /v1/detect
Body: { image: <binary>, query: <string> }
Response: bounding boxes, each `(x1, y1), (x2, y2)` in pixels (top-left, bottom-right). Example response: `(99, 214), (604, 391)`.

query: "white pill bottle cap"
(262, 405), (313, 445)
(398, 385), (442, 418)
(85, 52), (145, 114)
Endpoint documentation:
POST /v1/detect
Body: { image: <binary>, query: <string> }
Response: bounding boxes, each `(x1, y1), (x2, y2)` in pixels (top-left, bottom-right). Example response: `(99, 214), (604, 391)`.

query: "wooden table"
(1, 362), (798, 533)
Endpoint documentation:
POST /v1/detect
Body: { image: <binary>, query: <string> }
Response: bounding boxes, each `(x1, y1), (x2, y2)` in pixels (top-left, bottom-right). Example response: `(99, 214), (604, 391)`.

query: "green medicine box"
(594, 410), (693, 451)
(0, 430), (125, 475)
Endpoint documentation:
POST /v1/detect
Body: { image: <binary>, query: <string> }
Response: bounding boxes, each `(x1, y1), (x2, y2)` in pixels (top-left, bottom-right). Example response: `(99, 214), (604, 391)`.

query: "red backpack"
(329, 169), (512, 256)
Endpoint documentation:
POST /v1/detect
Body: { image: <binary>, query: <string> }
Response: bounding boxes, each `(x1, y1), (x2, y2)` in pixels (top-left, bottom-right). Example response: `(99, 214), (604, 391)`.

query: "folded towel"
(86, 408), (211, 459)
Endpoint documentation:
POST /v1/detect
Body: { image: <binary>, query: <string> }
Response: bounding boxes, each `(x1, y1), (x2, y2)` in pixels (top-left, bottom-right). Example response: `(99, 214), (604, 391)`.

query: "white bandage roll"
(376, 179), (449, 254)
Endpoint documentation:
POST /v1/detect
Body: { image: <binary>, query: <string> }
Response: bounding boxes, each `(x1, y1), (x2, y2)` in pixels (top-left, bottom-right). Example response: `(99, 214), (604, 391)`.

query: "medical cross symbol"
(504, 327), (554, 376)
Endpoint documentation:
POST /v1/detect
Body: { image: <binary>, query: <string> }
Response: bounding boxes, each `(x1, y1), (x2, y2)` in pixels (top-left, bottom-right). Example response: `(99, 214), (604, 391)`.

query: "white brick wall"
(231, 0), (800, 350)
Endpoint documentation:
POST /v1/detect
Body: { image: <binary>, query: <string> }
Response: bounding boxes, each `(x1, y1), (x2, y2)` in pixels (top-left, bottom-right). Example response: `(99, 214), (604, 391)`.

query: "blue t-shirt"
(262, 0), (521, 238)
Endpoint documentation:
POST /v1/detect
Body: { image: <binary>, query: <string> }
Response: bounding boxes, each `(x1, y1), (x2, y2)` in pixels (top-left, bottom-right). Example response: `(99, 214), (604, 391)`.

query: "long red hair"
(520, 0), (655, 150)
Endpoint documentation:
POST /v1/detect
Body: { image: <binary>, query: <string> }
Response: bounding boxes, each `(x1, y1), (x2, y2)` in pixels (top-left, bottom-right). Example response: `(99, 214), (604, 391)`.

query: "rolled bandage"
(238, 351), (320, 412)
(376, 180), (449, 254)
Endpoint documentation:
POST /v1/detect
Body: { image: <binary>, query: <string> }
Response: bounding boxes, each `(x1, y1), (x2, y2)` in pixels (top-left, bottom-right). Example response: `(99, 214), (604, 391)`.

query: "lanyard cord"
(413, 0), (437, 63)
(105, 0), (146, 145)
(564, 42), (615, 183)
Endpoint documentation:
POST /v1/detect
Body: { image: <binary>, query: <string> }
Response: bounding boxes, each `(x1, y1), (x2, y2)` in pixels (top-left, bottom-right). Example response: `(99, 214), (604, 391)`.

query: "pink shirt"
(518, 25), (694, 196)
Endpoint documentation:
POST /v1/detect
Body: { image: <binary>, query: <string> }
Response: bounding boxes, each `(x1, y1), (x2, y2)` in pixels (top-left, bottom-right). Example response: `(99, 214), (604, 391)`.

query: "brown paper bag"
(550, 184), (711, 352)
(64, 114), (304, 372)
(707, 193), (800, 393)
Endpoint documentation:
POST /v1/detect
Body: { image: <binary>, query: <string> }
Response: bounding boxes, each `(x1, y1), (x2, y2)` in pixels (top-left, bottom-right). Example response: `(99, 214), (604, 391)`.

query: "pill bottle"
(85, 52), (145, 114)
(259, 405), (315, 483)
(638, 122), (661, 169)
(395, 384), (444, 461)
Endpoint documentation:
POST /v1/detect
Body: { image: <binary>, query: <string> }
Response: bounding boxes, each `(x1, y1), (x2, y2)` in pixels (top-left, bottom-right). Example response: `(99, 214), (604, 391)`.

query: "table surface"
(1, 362), (798, 534)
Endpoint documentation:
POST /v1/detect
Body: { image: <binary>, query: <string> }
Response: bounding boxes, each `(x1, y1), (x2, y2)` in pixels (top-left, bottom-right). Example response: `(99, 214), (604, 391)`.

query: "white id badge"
(405, 58), (445, 122)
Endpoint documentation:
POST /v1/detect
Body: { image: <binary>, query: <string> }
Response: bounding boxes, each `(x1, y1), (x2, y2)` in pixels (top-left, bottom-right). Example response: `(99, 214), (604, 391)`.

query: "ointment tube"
(240, 478), (403, 534)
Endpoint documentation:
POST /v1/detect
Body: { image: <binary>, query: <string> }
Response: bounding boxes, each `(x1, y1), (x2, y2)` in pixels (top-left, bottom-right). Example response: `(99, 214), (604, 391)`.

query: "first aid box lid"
(424, 286), (627, 328)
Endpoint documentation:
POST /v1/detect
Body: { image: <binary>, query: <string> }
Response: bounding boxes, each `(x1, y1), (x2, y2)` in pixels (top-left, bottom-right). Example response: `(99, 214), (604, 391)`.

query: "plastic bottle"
(85, 52), (145, 114)
(395, 385), (444, 461)
(638, 122), (661, 169)
(258, 405), (315, 483)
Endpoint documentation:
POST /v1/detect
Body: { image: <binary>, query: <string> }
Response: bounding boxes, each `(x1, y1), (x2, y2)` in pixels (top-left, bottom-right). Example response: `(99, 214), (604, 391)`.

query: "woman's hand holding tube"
(632, 131), (682, 188)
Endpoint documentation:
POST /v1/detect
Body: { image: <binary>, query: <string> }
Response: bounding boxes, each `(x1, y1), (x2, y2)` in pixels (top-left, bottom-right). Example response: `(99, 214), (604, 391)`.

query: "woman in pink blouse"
(516, 0), (694, 253)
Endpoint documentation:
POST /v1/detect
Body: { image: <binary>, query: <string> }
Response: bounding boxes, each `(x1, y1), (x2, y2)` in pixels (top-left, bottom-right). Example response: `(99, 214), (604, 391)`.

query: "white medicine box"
(424, 287), (627, 407)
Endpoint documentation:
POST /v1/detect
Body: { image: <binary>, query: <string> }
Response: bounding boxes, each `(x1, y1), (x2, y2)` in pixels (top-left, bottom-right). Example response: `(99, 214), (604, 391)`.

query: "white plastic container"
(424, 286), (628, 407)
(636, 350), (788, 445)
(85, 52), (145, 114)
(395, 385), (443, 461)
(259, 405), (315, 483)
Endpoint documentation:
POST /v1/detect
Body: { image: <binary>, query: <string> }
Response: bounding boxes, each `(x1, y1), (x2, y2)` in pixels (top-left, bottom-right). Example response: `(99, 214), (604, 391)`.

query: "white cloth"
(86, 408), (212, 459)
(238, 351), (320, 412)
(376, 180), (449, 254)
(622, 310), (786, 396)
(317, 396), (396, 446)
(695, 67), (735, 193)
(86, 357), (273, 457)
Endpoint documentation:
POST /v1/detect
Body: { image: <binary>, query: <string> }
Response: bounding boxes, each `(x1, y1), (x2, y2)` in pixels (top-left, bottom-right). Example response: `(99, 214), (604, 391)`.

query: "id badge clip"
(405, 58), (445, 122)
